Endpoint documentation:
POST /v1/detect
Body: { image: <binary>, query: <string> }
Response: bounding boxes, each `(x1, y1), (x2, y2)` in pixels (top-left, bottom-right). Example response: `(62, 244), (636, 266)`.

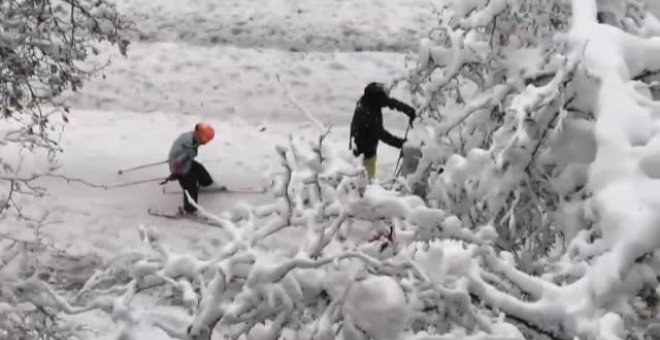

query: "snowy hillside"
(111, 0), (438, 52)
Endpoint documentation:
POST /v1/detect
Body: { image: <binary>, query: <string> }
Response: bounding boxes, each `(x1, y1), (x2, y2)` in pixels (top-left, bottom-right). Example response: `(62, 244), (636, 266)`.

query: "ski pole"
(393, 124), (411, 179)
(117, 160), (167, 175)
(107, 177), (165, 188)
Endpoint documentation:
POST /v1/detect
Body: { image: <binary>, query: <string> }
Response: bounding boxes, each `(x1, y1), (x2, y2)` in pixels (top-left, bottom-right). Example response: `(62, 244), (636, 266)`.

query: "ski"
(147, 208), (220, 227)
(162, 186), (265, 195)
(147, 208), (184, 219)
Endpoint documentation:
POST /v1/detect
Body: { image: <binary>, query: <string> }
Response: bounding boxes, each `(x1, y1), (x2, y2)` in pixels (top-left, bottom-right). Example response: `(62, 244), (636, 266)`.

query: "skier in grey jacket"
(163, 123), (217, 214)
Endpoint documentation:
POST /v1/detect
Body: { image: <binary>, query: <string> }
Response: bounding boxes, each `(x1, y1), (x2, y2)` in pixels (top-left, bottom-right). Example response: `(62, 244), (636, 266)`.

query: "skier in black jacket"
(350, 82), (416, 180)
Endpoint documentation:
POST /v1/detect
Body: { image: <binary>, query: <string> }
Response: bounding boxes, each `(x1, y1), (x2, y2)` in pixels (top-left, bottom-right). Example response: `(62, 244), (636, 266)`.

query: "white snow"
(61, 43), (411, 127)
(8, 0), (660, 339)
(110, 0), (438, 52)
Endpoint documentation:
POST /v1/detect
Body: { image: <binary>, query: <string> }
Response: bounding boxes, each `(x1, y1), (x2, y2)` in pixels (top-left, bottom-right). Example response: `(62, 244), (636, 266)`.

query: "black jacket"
(350, 95), (415, 158)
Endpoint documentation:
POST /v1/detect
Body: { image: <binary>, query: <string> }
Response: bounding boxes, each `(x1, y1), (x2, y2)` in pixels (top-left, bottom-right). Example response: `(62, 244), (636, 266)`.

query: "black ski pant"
(177, 161), (213, 213)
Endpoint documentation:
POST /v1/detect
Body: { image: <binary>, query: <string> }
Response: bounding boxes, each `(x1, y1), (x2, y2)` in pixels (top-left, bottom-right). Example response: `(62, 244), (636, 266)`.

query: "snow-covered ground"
(63, 44), (410, 126)
(112, 0), (438, 52)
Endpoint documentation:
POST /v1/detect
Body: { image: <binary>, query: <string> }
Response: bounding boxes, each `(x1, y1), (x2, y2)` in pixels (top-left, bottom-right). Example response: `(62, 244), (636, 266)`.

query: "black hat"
(364, 82), (386, 97)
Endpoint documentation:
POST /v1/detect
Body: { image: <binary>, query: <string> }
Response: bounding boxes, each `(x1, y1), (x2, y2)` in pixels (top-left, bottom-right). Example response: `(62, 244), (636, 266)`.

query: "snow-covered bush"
(0, 135), (521, 340)
(0, 218), (104, 340)
(0, 1), (129, 337)
(402, 0), (660, 261)
(0, 0), (130, 216)
(398, 0), (579, 261)
(397, 0), (660, 336)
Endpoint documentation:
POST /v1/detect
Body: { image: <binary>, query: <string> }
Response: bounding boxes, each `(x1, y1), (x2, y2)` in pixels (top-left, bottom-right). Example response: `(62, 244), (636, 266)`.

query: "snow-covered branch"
(1, 135), (526, 340)
(1, 0), (130, 221)
(396, 0), (660, 338)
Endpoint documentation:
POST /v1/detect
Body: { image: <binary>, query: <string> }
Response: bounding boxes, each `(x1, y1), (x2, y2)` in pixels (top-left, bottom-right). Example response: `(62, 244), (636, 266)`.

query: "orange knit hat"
(195, 123), (215, 145)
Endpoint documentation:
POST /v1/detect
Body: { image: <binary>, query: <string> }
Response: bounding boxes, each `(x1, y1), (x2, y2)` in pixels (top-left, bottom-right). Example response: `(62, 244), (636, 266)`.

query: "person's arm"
(162, 150), (192, 183)
(379, 126), (405, 149)
(385, 98), (416, 121)
(171, 154), (187, 175)
(176, 147), (198, 173)
(350, 104), (369, 151)
(168, 135), (197, 176)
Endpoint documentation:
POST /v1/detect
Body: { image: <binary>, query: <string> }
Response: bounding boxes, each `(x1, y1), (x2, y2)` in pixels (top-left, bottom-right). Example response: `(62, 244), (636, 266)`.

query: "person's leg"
(177, 173), (198, 213)
(178, 161), (213, 213)
(190, 161), (213, 187)
(363, 155), (376, 180)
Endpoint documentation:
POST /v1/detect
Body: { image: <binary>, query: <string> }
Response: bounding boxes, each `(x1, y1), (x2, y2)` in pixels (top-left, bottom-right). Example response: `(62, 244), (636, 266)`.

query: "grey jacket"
(168, 131), (198, 175)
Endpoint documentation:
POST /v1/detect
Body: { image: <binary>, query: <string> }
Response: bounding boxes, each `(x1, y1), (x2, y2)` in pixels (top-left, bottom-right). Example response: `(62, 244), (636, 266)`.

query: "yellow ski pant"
(363, 156), (376, 180)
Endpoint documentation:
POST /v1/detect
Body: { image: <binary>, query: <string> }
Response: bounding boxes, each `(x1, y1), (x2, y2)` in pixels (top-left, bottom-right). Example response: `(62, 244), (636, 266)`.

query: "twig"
(442, 83), (514, 135)
(41, 174), (108, 188)
(469, 293), (567, 340)
(271, 70), (329, 132)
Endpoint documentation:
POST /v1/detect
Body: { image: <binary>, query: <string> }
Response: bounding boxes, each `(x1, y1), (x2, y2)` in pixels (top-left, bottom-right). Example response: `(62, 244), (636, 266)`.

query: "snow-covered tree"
(402, 0), (660, 261)
(401, 0), (660, 336)
(397, 0), (575, 262)
(0, 0), (129, 337)
(0, 0), (129, 217)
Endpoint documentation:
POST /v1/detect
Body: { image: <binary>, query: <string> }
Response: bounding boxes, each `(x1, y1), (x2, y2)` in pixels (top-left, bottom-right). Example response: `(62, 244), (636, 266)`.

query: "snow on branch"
(3, 135), (530, 340)
(1, 0), (131, 221)
(396, 0), (660, 338)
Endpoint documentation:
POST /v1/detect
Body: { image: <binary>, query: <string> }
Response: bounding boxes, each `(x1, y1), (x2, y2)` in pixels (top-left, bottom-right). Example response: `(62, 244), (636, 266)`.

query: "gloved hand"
(159, 173), (177, 185)
(408, 115), (416, 128)
(406, 108), (416, 127)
